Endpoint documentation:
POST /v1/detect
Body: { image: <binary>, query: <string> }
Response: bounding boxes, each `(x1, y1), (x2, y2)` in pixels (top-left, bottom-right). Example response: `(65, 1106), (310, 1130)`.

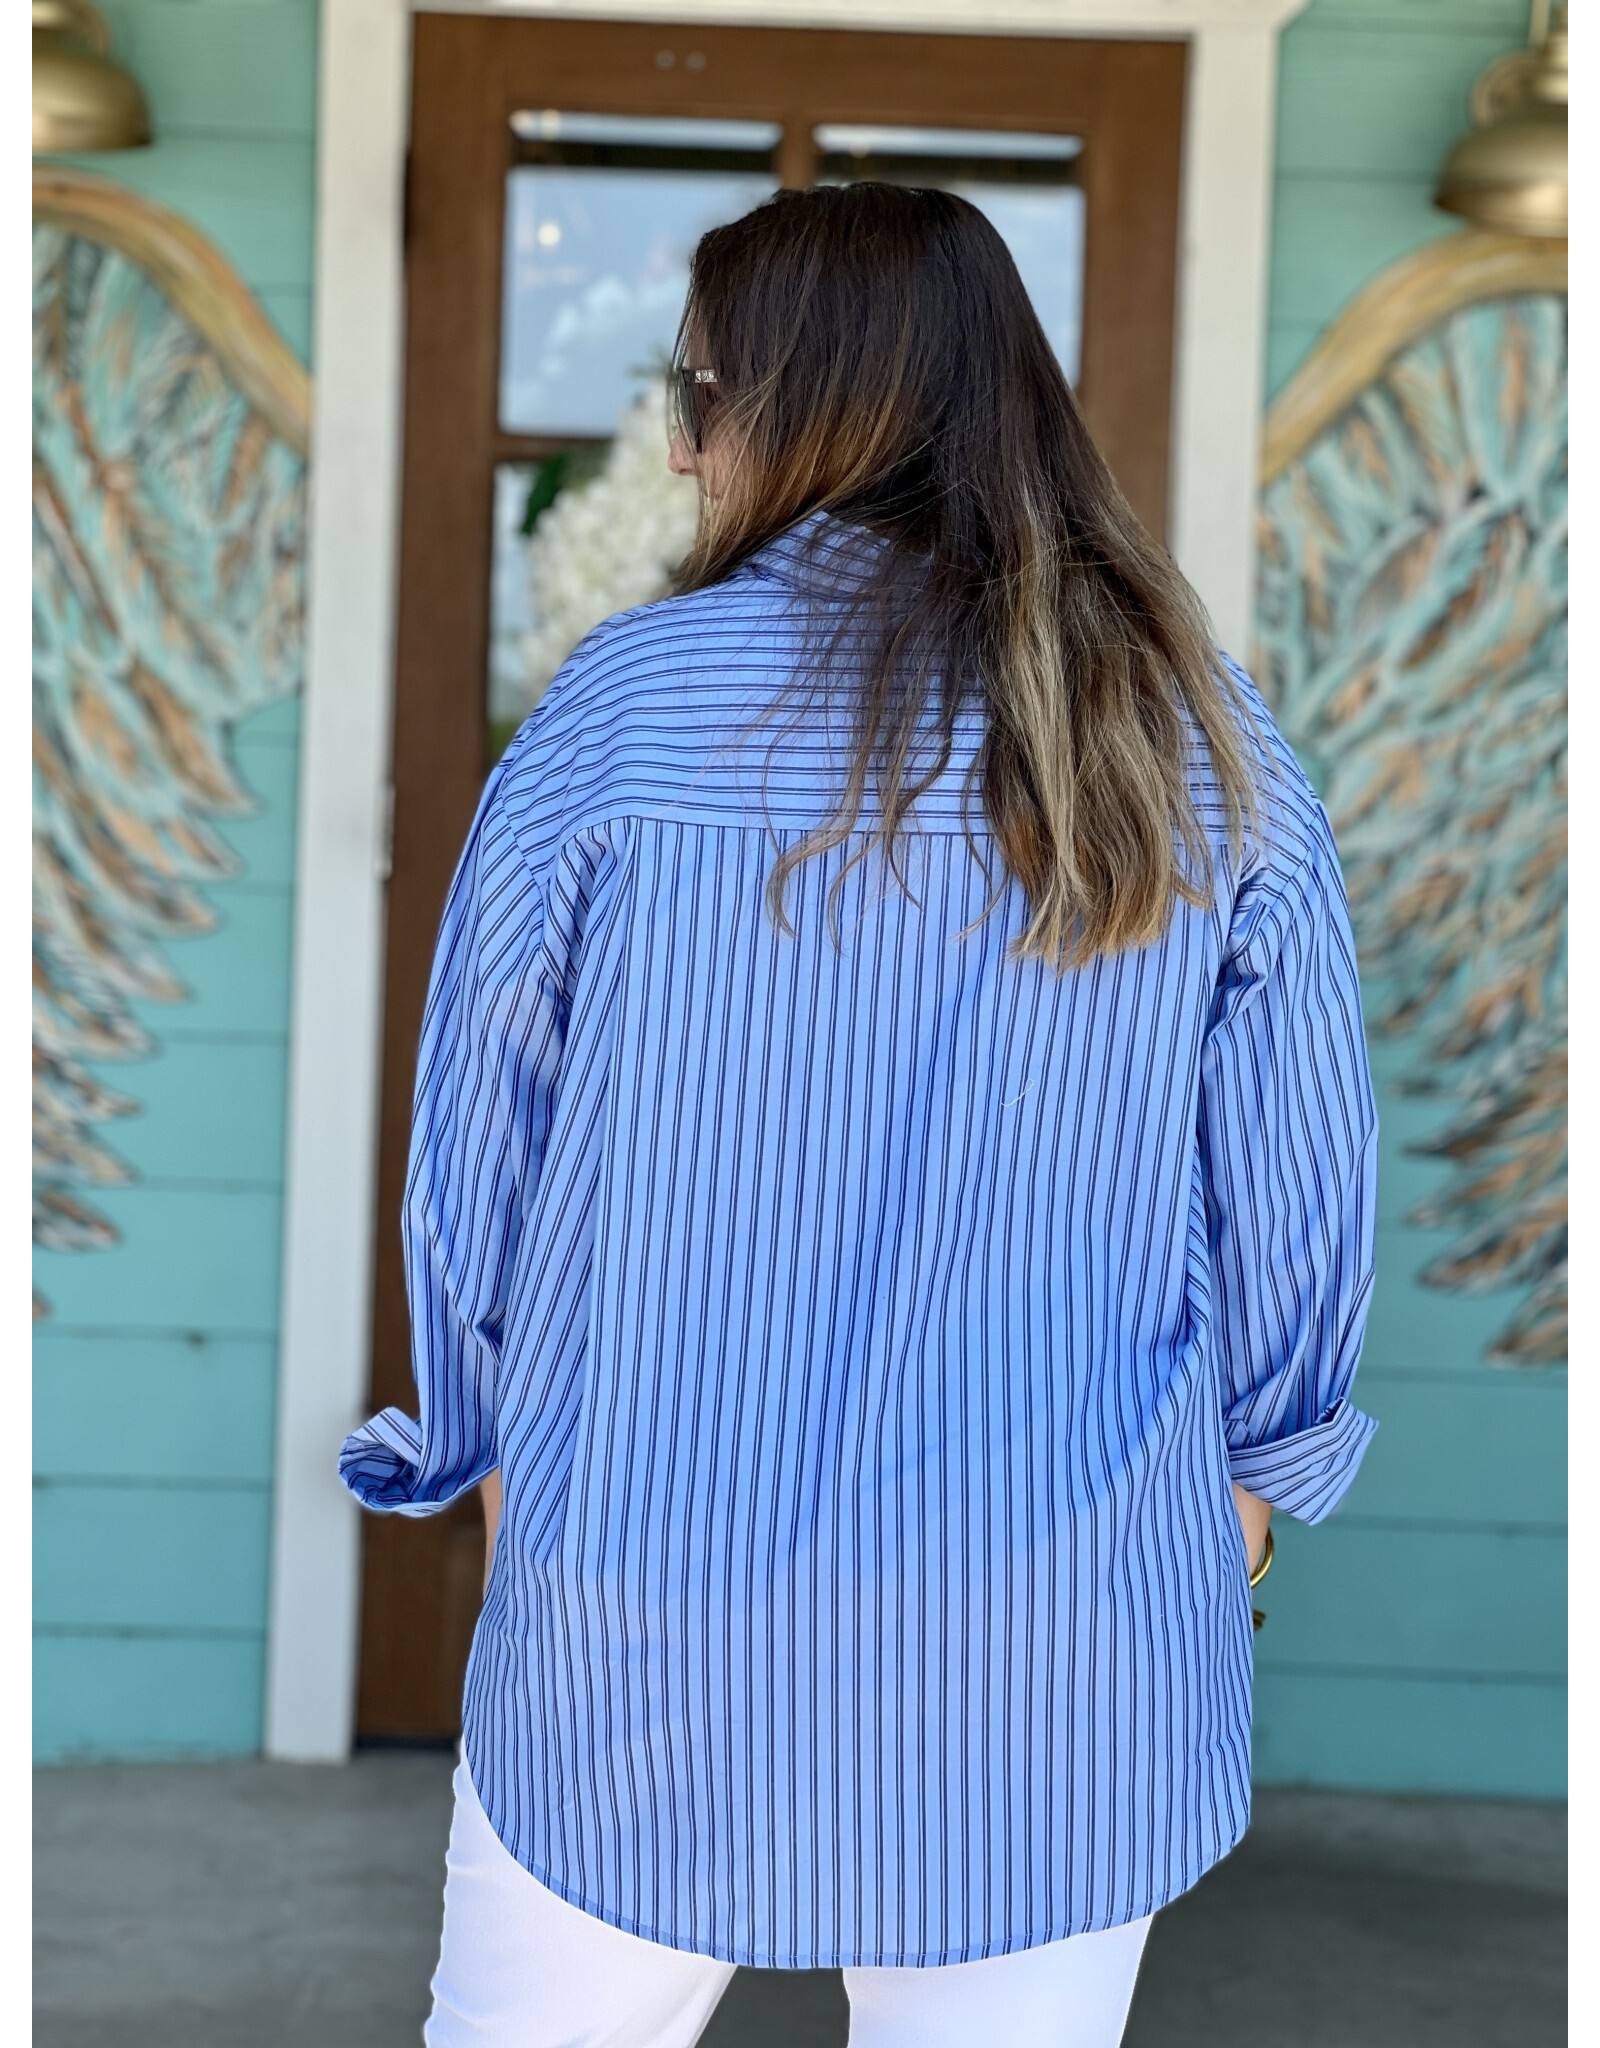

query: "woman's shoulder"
(483, 577), (794, 869)
(508, 577), (787, 743)
(1202, 649), (1338, 879)
(1189, 650), (1356, 959)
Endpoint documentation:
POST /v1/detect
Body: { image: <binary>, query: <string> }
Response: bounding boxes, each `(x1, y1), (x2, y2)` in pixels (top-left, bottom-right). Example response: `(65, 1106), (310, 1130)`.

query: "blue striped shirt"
(341, 508), (1379, 1969)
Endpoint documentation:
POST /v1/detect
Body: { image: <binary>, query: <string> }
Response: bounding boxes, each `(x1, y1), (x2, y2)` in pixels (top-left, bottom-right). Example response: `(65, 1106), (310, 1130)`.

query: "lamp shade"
(33, 0), (152, 155)
(1435, 11), (1566, 238)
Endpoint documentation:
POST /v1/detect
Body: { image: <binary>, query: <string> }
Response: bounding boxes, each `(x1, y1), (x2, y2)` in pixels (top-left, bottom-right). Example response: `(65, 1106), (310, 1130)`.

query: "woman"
(341, 183), (1379, 2047)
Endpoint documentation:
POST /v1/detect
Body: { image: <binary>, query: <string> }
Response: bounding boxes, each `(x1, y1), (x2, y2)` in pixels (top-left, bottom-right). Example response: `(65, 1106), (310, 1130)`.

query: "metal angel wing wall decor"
(32, 170), (310, 1319)
(1254, 233), (1567, 1368)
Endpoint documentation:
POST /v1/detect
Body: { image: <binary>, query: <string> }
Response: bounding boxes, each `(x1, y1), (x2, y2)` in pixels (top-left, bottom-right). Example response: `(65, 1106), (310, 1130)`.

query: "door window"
(815, 124), (1085, 385)
(490, 114), (1086, 758)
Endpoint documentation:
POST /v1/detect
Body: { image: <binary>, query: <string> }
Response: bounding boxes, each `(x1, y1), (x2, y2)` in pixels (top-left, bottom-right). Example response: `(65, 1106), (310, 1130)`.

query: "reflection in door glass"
(490, 114), (774, 756)
(500, 112), (780, 434)
(489, 116), (1086, 759)
(487, 400), (699, 759)
(815, 125), (1086, 387)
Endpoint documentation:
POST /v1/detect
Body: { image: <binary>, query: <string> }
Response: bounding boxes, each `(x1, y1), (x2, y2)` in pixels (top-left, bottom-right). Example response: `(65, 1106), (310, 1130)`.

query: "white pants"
(424, 1756), (1155, 2047)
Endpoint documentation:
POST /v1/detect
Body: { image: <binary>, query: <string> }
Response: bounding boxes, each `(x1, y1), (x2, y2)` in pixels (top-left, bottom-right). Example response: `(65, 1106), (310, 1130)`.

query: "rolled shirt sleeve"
(1198, 802), (1381, 1523)
(339, 737), (561, 1516)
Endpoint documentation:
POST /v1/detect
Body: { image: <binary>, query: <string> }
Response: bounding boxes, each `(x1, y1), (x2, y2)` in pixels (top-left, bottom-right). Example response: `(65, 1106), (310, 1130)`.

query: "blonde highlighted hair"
(670, 183), (1275, 972)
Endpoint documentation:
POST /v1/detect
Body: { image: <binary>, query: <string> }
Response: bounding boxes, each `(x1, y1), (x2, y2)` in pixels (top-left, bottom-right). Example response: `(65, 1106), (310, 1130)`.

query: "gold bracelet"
(1248, 1528), (1274, 1632)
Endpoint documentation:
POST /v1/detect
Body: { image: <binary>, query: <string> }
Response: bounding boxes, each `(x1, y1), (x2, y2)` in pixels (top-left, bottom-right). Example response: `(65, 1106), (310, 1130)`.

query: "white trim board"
(264, 0), (411, 1761)
(267, 0), (1306, 1761)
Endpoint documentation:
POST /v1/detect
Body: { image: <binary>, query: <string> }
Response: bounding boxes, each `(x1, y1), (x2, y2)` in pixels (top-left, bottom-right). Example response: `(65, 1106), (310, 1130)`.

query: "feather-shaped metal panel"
(1257, 256), (1566, 1370)
(32, 174), (310, 1319)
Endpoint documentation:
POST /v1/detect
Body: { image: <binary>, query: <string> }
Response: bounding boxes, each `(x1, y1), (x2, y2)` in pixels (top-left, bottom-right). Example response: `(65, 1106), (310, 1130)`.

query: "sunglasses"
(670, 364), (721, 453)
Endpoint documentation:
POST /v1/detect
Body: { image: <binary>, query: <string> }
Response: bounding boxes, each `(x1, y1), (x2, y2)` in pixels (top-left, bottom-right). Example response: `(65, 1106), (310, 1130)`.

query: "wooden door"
(357, 12), (1188, 1739)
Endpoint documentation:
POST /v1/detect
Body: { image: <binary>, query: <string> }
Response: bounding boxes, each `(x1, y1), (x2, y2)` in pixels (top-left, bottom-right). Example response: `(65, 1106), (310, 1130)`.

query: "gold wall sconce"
(1435, 0), (1567, 238)
(33, 0), (152, 155)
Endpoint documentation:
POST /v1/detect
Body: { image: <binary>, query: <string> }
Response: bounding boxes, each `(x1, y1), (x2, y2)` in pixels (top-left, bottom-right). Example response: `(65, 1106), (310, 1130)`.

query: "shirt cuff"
(339, 1407), (455, 1516)
(1225, 1397), (1378, 1523)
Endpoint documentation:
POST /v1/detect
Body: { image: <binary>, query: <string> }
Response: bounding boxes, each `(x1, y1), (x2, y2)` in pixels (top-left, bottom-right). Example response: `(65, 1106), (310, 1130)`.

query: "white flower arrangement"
(518, 379), (702, 716)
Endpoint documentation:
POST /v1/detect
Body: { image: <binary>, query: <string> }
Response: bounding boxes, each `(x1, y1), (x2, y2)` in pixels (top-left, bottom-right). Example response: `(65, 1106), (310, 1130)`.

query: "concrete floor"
(35, 1754), (1564, 2048)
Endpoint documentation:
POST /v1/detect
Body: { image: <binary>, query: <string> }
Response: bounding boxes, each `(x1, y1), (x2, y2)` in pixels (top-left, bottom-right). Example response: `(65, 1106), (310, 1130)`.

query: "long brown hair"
(669, 182), (1275, 972)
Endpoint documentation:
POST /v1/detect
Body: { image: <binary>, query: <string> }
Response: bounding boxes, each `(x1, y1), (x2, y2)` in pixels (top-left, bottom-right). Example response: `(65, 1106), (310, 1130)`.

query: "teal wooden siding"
(1252, 0), (1567, 1798)
(32, 2), (315, 1761)
(1267, 0), (1541, 397)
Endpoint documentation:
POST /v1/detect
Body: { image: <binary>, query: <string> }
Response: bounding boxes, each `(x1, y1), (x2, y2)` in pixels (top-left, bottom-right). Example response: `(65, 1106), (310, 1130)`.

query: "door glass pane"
(488, 434), (702, 760)
(500, 112), (780, 434)
(489, 116), (1087, 762)
(490, 114), (778, 757)
(815, 124), (1086, 387)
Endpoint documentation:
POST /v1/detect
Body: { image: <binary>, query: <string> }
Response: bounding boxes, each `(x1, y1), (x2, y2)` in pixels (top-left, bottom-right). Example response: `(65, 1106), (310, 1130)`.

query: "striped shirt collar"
(740, 506), (896, 595)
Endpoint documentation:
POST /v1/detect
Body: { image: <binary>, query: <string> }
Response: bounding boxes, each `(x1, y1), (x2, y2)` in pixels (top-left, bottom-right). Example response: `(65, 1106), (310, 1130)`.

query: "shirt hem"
(460, 1728), (1252, 1971)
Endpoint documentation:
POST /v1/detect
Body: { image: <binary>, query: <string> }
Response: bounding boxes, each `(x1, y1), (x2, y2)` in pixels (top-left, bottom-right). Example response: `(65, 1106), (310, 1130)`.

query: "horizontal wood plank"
(1268, 176), (1461, 333)
(1287, 0), (1531, 30)
(34, 1185), (285, 1332)
(1335, 1372), (1565, 1527)
(73, 1039), (290, 1187)
(1252, 1665), (1565, 1799)
(1357, 1224), (1541, 1377)
(123, 888), (296, 1037)
(96, 1), (318, 140)
(35, 1483), (273, 1633)
(1276, 26), (1523, 181)
(34, 1633), (265, 1762)
(34, 1331), (279, 1486)
(235, 695), (302, 746)
(1252, 1520), (1564, 1680)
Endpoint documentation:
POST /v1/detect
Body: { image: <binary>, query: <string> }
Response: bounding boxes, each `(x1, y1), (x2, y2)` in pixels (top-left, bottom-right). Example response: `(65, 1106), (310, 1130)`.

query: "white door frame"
(266, 0), (1306, 1760)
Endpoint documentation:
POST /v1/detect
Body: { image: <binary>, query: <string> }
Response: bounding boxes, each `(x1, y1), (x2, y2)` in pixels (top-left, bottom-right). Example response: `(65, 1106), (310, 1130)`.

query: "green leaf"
(518, 453), (569, 536)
